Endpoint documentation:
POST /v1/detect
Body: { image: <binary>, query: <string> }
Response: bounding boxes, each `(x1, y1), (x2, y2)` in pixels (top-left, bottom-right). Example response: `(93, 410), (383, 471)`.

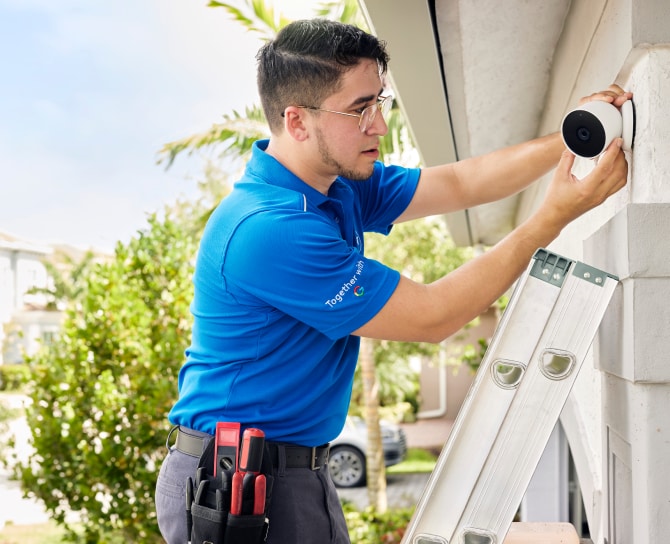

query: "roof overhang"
(359, 0), (572, 246)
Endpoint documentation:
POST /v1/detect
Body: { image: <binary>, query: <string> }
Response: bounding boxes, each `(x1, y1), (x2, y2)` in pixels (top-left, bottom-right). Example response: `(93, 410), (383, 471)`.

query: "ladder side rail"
(452, 272), (618, 543)
(403, 257), (568, 541)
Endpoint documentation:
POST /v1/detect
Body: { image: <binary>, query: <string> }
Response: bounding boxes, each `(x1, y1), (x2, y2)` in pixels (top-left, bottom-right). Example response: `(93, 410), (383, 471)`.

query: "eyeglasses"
(291, 95), (393, 133)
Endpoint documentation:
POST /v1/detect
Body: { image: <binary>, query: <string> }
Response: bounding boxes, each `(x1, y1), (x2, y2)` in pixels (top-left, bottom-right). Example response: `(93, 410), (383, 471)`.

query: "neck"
(265, 138), (335, 195)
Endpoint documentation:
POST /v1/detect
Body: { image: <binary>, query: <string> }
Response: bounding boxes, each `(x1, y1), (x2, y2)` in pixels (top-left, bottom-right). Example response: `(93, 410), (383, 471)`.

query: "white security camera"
(561, 100), (635, 158)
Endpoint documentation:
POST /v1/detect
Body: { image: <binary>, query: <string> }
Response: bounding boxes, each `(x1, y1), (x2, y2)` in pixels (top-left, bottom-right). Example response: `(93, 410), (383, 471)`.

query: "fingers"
(591, 138), (628, 197)
(578, 84), (633, 107)
(546, 135), (627, 228)
(593, 138), (622, 175)
(608, 84), (634, 107)
(600, 136), (623, 159)
(556, 149), (576, 179)
(542, 138), (626, 229)
(612, 91), (634, 107)
(600, 137), (625, 169)
(605, 141), (629, 196)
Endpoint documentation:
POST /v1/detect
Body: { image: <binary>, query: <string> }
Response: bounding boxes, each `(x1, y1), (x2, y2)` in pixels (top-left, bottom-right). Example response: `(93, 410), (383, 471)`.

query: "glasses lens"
(380, 96), (393, 117)
(360, 97), (392, 132)
(360, 104), (374, 132)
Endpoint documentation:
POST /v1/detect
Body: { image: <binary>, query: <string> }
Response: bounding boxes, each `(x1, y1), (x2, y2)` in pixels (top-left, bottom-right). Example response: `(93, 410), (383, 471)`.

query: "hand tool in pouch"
(185, 476), (194, 544)
(238, 428), (266, 515)
(253, 475), (266, 515)
(214, 421), (240, 480)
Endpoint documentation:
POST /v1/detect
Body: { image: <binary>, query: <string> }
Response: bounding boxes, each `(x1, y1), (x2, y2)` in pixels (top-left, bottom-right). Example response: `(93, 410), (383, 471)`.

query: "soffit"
(359, 0), (571, 246)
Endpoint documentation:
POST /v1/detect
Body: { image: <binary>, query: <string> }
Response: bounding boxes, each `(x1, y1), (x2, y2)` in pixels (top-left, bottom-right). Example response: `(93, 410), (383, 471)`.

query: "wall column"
(585, 44), (670, 543)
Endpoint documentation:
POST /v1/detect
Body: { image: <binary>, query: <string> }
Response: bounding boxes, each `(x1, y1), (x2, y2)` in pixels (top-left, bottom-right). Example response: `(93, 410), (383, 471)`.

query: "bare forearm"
(421, 212), (562, 340)
(355, 212), (561, 343)
(401, 133), (565, 222)
(452, 132), (565, 207)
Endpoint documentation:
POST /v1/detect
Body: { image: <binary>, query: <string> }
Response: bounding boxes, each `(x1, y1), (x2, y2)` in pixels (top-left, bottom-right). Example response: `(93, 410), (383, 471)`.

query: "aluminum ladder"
(403, 248), (618, 544)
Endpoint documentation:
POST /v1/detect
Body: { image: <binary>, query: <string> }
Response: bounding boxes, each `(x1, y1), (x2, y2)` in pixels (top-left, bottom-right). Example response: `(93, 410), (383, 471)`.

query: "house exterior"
(359, 1), (669, 542)
(0, 232), (60, 365)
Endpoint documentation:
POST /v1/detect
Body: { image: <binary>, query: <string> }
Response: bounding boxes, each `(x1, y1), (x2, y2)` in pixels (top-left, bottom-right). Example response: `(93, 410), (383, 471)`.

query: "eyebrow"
(348, 88), (385, 109)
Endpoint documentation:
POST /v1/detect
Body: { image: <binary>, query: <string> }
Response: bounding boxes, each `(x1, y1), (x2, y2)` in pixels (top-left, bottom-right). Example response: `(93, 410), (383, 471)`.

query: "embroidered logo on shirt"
(325, 260), (365, 308)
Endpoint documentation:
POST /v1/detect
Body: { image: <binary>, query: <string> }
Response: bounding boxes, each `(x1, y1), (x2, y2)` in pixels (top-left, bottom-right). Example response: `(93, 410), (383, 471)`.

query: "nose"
(364, 110), (389, 136)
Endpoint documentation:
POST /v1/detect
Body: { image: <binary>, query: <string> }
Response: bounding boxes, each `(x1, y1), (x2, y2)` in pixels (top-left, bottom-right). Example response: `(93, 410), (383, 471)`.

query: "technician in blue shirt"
(155, 18), (631, 544)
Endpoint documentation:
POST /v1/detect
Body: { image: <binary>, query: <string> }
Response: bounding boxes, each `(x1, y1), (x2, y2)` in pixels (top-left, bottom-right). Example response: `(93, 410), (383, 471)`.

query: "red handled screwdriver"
(239, 428), (265, 473)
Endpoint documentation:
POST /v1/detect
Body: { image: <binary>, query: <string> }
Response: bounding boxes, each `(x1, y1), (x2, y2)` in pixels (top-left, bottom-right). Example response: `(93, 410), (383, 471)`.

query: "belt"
(173, 427), (330, 470)
(265, 441), (330, 471)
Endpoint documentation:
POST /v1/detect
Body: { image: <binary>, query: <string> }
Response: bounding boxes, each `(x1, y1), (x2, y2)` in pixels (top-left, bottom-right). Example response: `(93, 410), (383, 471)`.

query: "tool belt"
(176, 425), (330, 544)
(176, 429), (330, 470)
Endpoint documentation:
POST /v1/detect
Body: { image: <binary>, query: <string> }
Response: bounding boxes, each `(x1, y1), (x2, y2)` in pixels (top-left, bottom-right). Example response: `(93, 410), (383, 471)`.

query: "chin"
(343, 164), (375, 182)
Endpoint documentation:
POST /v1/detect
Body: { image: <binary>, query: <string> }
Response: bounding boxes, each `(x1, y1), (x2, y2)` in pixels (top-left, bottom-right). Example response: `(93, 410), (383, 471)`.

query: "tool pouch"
(224, 513), (268, 543)
(191, 500), (227, 544)
(187, 435), (272, 544)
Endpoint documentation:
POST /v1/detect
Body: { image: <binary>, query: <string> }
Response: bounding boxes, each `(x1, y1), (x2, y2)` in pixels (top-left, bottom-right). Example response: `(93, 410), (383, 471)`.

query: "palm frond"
(208, 0), (292, 40)
(157, 106), (269, 168)
(314, 0), (363, 26)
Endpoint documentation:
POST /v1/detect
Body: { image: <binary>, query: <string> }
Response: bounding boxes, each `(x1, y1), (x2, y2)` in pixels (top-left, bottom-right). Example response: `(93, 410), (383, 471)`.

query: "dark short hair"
(256, 19), (390, 133)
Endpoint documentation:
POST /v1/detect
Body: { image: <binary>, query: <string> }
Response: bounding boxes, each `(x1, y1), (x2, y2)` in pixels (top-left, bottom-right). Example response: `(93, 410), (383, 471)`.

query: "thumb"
(556, 149), (576, 179)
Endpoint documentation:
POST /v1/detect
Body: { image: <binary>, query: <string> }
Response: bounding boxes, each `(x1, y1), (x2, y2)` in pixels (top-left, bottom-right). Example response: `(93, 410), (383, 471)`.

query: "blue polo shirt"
(169, 140), (420, 446)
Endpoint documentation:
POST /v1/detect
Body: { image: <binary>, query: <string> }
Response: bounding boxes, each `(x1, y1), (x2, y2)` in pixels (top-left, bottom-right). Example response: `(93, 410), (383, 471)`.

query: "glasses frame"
(293, 95), (393, 133)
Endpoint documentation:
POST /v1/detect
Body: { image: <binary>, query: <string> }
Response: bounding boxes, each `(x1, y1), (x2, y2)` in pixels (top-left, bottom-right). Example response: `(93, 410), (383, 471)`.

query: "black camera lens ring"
(561, 110), (607, 158)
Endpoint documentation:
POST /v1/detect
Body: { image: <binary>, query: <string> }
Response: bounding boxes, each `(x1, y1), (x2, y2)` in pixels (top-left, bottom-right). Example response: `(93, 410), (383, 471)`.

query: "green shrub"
(0, 363), (31, 391)
(16, 214), (197, 543)
(343, 502), (415, 544)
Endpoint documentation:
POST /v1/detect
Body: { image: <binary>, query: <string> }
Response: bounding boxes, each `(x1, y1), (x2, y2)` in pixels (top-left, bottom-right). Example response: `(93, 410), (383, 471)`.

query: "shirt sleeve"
(223, 207), (401, 340)
(350, 162), (421, 234)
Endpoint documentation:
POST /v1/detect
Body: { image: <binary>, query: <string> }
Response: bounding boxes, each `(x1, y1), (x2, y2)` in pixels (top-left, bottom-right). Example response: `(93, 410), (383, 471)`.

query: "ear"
(283, 106), (310, 142)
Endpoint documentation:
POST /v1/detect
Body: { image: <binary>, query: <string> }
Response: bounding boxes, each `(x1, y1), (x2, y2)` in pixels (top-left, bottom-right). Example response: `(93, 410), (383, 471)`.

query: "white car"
(328, 416), (408, 488)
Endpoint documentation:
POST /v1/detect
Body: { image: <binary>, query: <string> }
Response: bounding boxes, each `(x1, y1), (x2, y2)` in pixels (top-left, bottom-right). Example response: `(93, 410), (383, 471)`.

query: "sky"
(0, 0), (313, 252)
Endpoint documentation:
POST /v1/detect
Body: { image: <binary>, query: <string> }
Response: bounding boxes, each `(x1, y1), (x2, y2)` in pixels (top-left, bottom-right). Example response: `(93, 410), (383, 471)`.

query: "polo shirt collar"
(249, 139), (352, 208)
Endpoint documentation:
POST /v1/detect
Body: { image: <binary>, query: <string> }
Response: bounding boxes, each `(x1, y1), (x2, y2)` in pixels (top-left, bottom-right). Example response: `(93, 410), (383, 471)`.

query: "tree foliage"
(157, 106), (269, 170)
(25, 250), (98, 311)
(17, 213), (198, 542)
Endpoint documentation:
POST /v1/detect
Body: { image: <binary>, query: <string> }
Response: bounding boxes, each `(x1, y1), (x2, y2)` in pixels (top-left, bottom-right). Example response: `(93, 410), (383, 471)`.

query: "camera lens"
(577, 127), (591, 142)
(561, 110), (606, 158)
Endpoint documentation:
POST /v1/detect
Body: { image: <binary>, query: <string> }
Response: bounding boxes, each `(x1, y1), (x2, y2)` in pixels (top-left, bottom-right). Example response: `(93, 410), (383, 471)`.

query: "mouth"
(362, 146), (379, 159)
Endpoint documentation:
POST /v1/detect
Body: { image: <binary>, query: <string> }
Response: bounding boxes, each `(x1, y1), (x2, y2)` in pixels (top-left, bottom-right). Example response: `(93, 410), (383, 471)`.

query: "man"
(155, 18), (630, 544)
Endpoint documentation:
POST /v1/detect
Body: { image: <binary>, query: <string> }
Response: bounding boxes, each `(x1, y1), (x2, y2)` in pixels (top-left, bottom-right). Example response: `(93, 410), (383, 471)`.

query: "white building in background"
(0, 231), (60, 365)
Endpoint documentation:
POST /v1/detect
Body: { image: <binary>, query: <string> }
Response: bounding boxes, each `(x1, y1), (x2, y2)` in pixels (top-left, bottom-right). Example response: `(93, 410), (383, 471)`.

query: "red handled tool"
(230, 471), (244, 516)
(253, 474), (266, 515)
(214, 422), (240, 477)
(237, 428), (266, 515)
(239, 428), (265, 473)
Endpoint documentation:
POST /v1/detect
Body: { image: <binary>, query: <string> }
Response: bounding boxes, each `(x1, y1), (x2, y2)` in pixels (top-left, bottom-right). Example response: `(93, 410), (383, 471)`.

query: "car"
(328, 415), (408, 488)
